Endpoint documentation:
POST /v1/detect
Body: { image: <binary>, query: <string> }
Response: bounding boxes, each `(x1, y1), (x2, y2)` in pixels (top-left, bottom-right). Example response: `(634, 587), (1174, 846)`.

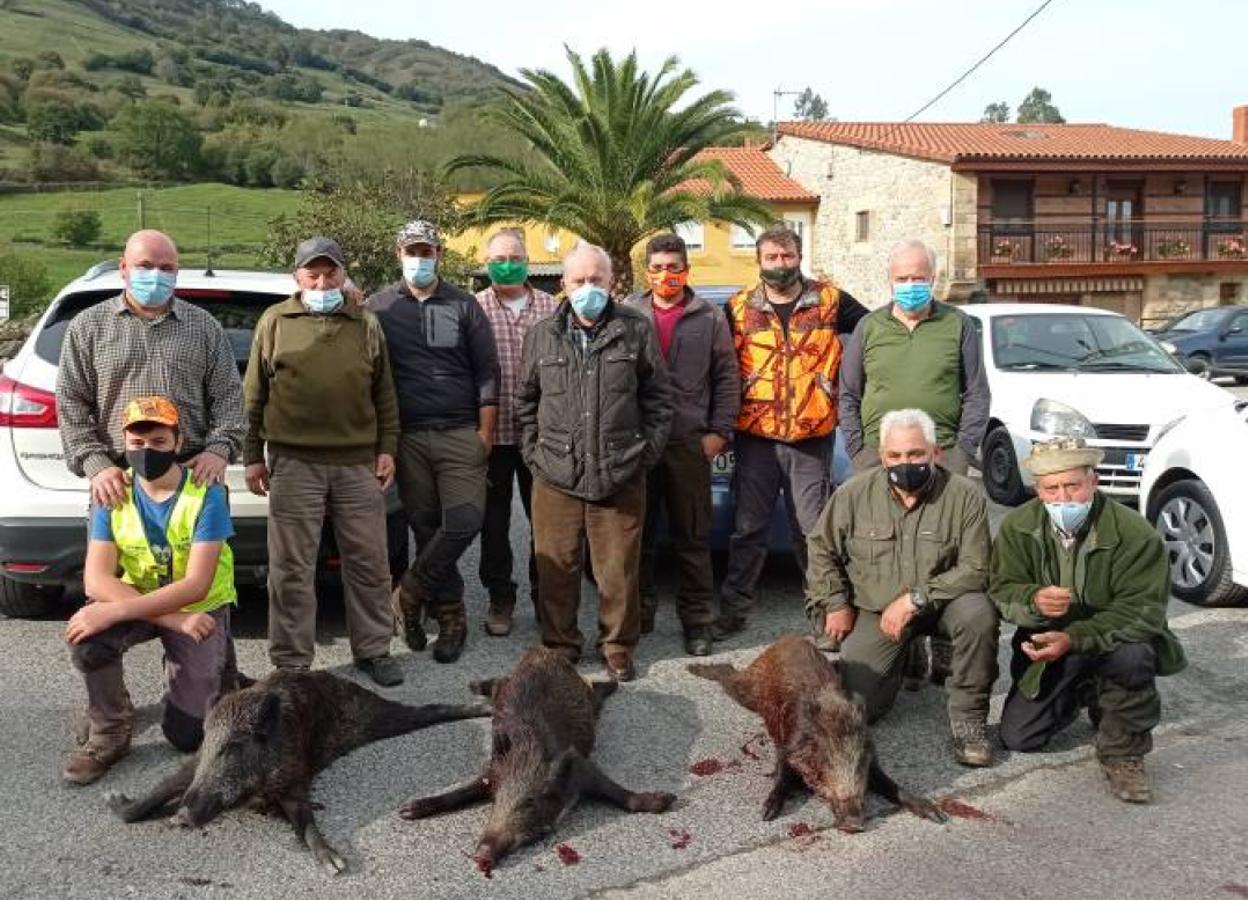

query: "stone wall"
(769, 136), (974, 307)
(1141, 273), (1248, 327)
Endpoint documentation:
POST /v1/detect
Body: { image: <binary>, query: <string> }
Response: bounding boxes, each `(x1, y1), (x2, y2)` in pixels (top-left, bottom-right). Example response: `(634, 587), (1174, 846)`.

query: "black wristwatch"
(908, 589), (930, 613)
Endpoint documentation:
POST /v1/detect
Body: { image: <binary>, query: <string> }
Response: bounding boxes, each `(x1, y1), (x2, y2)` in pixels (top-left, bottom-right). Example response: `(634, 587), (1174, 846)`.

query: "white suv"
(961, 303), (1235, 507)
(0, 262), (409, 618)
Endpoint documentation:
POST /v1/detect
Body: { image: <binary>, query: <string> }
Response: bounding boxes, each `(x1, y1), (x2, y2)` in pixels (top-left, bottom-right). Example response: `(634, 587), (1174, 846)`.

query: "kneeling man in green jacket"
(990, 436), (1186, 804)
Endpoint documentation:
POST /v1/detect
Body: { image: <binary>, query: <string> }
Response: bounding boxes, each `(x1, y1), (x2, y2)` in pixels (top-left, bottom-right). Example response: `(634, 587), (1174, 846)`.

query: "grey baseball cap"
(294, 236), (347, 270)
(396, 219), (441, 249)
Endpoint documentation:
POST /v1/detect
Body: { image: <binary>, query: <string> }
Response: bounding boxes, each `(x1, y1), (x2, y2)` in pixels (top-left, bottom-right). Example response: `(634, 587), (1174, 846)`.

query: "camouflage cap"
(1023, 436), (1104, 476)
(396, 219), (441, 249)
(122, 395), (180, 430)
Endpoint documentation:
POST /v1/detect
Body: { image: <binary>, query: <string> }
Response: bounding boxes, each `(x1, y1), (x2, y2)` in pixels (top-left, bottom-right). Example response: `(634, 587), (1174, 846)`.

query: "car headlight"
(1030, 399), (1097, 439)
(1159, 340), (1177, 354)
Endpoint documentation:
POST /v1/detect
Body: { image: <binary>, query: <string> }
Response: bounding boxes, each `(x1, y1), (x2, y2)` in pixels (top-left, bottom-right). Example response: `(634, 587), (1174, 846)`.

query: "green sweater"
(243, 295), (399, 466)
(990, 493), (1186, 697)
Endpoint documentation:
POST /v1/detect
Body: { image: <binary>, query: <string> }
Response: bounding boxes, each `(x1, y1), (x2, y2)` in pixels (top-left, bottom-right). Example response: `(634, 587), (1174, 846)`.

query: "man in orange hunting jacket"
(715, 223), (868, 639)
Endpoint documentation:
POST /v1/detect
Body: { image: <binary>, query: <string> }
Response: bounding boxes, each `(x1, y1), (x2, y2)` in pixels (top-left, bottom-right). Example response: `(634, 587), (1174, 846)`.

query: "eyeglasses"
(647, 263), (687, 274)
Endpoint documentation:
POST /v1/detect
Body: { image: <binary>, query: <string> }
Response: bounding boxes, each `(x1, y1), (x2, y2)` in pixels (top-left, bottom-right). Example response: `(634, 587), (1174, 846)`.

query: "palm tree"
(445, 47), (776, 295)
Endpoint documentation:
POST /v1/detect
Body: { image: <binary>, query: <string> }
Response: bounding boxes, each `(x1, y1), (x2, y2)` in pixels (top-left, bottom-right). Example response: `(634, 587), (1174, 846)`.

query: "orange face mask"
(648, 269), (689, 300)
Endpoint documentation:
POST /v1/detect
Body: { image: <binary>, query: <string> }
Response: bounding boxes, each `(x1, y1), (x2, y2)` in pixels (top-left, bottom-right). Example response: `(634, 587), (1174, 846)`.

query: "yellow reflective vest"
(109, 479), (236, 613)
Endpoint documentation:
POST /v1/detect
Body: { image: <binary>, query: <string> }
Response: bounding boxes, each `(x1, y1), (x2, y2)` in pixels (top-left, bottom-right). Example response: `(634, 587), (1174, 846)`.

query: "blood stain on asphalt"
(689, 757), (740, 777)
(463, 851), (493, 879)
(555, 843), (581, 865)
(787, 822), (815, 838)
(668, 829), (693, 849)
(939, 797), (994, 821)
(1221, 885), (1248, 897)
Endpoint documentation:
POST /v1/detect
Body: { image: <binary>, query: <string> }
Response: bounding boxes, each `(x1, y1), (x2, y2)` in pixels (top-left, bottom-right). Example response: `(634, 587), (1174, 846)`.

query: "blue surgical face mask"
(402, 256), (437, 288)
(893, 281), (933, 313)
(127, 268), (176, 307)
(303, 288), (344, 314)
(569, 283), (609, 321)
(1044, 500), (1093, 535)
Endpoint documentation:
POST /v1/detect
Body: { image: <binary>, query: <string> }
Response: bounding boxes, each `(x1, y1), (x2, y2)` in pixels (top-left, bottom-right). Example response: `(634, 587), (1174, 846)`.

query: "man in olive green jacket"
(990, 436), (1186, 804)
(806, 408), (999, 767)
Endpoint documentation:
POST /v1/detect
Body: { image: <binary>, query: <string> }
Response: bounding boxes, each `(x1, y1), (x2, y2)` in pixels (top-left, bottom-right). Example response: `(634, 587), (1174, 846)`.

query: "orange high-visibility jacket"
(727, 281), (844, 443)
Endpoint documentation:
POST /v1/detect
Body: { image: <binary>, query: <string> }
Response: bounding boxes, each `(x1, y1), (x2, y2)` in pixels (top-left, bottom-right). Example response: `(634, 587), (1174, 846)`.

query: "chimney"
(1234, 105), (1248, 144)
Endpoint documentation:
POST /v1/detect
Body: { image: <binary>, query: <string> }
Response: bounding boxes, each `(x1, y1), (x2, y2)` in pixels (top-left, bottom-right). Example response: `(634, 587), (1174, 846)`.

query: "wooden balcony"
(977, 220), (1248, 274)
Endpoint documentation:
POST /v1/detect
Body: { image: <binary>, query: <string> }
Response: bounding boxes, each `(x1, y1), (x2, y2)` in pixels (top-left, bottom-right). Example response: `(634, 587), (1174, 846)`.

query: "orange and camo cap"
(122, 396), (180, 430)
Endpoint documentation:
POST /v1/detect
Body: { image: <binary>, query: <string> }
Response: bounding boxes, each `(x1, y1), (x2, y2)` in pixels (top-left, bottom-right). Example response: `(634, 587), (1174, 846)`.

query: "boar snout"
(175, 789), (224, 828)
(828, 794), (865, 834)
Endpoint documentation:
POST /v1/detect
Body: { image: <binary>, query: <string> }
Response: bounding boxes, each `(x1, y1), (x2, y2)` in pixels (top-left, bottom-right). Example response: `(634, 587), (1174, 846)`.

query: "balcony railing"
(978, 220), (1248, 266)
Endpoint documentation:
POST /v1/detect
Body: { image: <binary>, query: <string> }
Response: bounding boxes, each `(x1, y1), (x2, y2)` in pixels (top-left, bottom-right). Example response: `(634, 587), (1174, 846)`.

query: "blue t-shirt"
(89, 471), (234, 556)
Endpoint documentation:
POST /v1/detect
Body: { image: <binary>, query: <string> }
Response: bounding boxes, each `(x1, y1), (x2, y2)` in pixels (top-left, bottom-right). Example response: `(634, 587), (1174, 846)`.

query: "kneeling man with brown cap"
(989, 436), (1186, 803)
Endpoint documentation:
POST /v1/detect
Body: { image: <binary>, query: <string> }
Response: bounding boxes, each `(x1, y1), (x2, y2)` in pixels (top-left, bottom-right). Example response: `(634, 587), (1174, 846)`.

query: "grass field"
(0, 183), (302, 300)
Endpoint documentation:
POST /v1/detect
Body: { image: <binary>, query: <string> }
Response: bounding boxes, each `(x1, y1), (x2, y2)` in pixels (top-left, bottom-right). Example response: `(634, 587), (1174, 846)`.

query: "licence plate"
(1125, 452), (1146, 471)
(711, 451), (735, 476)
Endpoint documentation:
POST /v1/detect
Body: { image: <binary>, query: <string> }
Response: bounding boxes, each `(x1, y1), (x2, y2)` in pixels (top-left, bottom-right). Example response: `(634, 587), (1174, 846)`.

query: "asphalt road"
(2, 481), (1247, 900)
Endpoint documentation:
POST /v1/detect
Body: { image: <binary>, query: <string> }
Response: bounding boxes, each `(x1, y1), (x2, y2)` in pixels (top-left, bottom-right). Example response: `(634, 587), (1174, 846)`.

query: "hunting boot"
(1101, 757), (1151, 803)
(393, 570), (428, 652)
(484, 588), (517, 638)
(950, 718), (993, 768)
(902, 637), (931, 692)
(432, 604), (468, 664)
(64, 719), (133, 786)
(683, 625), (713, 657)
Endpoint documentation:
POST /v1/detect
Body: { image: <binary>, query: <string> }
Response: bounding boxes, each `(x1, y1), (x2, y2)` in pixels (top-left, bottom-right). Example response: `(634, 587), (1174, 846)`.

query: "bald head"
(122, 229), (178, 273)
(562, 242), (611, 294)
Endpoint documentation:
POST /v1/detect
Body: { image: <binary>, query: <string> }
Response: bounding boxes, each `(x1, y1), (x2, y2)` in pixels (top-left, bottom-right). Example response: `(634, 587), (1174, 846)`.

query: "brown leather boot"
(64, 733), (131, 785)
(432, 605), (468, 664)
(393, 571), (428, 652)
(1102, 757), (1151, 803)
(483, 590), (516, 637)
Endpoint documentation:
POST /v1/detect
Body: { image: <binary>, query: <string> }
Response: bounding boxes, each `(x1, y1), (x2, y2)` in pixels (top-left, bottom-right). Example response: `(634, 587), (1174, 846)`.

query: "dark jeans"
(640, 435), (715, 631)
(720, 432), (832, 616)
(532, 476), (644, 659)
(396, 427), (488, 615)
(479, 444), (538, 604)
(1000, 630), (1160, 760)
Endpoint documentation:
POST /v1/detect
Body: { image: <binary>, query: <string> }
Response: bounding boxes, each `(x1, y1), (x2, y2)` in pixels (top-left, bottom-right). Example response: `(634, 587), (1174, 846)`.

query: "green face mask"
(488, 260), (528, 286)
(760, 266), (801, 290)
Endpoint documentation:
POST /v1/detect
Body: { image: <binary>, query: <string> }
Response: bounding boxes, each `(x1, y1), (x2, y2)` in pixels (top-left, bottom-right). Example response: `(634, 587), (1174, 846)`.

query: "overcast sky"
(258, 0), (1246, 139)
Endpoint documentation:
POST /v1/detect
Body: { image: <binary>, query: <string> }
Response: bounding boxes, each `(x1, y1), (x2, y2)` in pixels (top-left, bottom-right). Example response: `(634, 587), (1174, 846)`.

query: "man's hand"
(1034, 586), (1073, 619)
(701, 433), (728, 460)
(65, 602), (124, 645)
(177, 612), (217, 643)
(477, 429), (494, 454)
(245, 462), (270, 497)
(1021, 630), (1073, 663)
(90, 466), (129, 509)
(823, 606), (856, 642)
(186, 451), (227, 487)
(880, 592), (918, 643)
(375, 453), (395, 491)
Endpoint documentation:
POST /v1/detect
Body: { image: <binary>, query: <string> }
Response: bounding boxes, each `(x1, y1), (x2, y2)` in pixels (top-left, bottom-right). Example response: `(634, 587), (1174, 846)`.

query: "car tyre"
(1152, 479), (1246, 607)
(981, 426), (1029, 507)
(0, 577), (63, 618)
(1190, 352), (1213, 380)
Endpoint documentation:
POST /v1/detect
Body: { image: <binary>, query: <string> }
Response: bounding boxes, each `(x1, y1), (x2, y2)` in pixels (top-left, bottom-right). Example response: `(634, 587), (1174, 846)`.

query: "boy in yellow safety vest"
(63, 395), (237, 785)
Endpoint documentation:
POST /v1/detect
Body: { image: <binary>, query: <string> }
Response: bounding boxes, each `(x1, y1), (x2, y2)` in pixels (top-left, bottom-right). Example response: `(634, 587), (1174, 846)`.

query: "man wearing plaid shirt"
(474, 230), (557, 637)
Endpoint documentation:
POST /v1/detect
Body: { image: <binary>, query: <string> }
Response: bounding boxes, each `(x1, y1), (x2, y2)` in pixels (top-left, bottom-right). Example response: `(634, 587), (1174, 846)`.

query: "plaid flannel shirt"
(476, 285), (556, 445)
(57, 295), (246, 478)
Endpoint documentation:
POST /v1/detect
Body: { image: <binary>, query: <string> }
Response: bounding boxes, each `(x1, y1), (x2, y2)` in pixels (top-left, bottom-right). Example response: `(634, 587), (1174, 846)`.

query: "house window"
(990, 179), (1034, 235)
(782, 217), (805, 241)
(855, 211), (870, 242)
(675, 221), (705, 251)
(1221, 282), (1242, 304)
(730, 223), (757, 249)
(1207, 181), (1242, 218)
(543, 231), (560, 255)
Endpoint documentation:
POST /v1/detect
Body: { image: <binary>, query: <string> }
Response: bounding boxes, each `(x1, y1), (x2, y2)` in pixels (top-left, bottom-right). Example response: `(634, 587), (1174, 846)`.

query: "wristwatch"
(908, 588), (930, 613)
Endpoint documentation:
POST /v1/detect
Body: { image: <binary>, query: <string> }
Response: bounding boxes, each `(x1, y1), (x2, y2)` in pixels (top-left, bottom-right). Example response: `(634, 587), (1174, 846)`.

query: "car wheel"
(981, 426), (1029, 507)
(1234, 374), (1248, 386)
(0, 577), (63, 618)
(1153, 479), (1247, 607)
(1190, 352), (1213, 380)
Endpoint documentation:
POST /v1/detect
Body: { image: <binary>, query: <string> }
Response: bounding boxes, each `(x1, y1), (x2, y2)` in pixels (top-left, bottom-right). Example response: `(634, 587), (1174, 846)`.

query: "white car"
(961, 303), (1234, 507)
(1140, 400), (1248, 606)
(0, 261), (409, 618)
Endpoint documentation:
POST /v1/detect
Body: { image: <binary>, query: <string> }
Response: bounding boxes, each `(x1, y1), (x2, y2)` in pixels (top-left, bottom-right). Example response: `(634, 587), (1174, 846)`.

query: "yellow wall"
(446, 193), (818, 290)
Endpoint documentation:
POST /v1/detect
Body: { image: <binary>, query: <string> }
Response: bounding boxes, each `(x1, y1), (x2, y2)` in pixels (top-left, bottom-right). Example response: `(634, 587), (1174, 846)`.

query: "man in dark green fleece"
(243, 237), (403, 687)
(991, 436), (1186, 804)
(806, 408), (999, 767)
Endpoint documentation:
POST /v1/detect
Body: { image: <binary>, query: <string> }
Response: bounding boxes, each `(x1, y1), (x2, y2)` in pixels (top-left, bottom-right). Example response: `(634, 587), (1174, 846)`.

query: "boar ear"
(255, 693), (281, 742)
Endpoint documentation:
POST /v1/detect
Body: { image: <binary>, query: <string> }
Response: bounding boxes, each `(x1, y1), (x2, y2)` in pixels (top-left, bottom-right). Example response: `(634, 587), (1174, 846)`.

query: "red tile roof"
(686, 146), (816, 201)
(776, 122), (1248, 166)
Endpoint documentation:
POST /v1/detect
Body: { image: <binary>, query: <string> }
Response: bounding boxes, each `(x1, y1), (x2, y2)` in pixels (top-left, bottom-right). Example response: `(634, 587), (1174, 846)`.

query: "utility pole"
(772, 88), (802, 142)
(136, 190), (145, 230)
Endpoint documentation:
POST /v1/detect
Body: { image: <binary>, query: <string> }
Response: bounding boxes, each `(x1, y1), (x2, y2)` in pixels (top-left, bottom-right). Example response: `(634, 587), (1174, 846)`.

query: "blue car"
(691, 286), (852, 553)
(1151, 305), (1248, 383)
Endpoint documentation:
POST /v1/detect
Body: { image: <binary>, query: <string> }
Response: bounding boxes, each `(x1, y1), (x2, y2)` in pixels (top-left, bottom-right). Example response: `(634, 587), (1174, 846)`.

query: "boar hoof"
(314, 845), (347, 876)
(835, 817), (864, 834)
(104, 792), (132, 818)
(904, 796), (948, 824)
(398, 797), (436, 820)
(761, 797), (783, 822)
(630, 792), (676, 814)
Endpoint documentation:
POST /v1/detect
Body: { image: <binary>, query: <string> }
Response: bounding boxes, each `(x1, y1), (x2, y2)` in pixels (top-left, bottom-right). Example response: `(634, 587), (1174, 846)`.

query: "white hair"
(887, 239), (937, 276)
(879, 408), (937, 446)
(563, 240), (612, 276)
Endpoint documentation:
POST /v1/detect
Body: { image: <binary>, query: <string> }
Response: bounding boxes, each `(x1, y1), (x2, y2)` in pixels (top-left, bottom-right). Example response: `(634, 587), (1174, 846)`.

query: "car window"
(991, 313), (1183, 374)
(1228, 313), (1248, 335)
(1166, 308), (1227, 332)
(34, 288), (288, 373)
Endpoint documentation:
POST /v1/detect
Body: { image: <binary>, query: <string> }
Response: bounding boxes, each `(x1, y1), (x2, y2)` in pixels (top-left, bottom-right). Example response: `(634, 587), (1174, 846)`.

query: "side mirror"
(1182, 356), (1209, 375)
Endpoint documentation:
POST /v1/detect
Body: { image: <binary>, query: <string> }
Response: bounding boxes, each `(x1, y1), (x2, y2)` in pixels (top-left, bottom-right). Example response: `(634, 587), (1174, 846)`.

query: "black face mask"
(126, 447), (177, 481)
(887, 462), (933, 493)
